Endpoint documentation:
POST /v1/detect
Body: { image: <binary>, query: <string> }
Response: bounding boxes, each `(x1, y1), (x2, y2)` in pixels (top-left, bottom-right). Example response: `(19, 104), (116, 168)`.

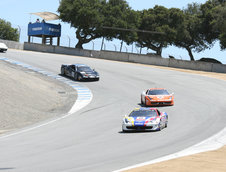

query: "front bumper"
(82, 75), (99, 80)
(146, 100), (174, 106)
(0, 48), (7, 52)
(122, 123), (159, 131)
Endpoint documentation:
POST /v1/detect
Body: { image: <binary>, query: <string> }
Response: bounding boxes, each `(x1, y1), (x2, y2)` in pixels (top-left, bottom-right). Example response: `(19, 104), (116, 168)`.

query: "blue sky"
(0, 0), (225, 63)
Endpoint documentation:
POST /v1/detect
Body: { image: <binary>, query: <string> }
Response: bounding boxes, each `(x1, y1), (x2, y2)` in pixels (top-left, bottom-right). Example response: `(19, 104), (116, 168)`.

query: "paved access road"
(0, 49), (226, 172)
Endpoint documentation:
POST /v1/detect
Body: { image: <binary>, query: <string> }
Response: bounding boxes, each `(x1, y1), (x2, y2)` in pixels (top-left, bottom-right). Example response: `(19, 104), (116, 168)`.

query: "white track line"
(114, 126), (226, 171)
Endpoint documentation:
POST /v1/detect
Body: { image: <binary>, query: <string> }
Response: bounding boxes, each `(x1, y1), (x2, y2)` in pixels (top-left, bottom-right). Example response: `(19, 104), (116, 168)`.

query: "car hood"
(147, 95), (172, 100)
(80, 71), (98, 75)
(126, 116), (159, 126)
(0, 43), (8, 49)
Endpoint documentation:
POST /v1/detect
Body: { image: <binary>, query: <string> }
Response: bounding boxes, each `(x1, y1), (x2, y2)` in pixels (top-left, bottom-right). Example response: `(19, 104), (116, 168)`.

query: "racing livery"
(141, 88), (174, 106)
(61, 64), (99, 81)
(122, 107), (168, 132)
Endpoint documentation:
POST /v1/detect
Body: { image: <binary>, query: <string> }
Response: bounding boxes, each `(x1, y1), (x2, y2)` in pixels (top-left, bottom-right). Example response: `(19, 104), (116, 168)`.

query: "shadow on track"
(58, 74), (98, 82)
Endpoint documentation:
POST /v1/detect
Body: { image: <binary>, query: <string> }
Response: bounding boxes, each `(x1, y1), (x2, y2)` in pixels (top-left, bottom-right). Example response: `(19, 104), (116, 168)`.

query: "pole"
(67, 35), (70, 47)
(17, 25), (21, 42)
(101, 37), (105, 51)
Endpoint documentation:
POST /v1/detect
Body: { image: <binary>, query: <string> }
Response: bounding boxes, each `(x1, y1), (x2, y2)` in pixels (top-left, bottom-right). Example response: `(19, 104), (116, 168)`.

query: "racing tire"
(77, 74), (83, 81)
(158, 123), (162, 131)
(122, 127), (127, 133)
(122, 129), (129, 133)
(165, 122), (168, 128)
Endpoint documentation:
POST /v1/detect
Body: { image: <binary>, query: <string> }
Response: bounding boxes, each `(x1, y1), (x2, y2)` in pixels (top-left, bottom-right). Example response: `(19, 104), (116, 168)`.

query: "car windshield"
(148, 89), (169, 95)
(78, 66), (93, 72)
(129, 110), (157, 117)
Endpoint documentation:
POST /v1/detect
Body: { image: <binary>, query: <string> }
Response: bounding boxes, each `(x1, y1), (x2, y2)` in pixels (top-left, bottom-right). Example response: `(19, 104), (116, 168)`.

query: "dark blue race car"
(61, 64), (99, 81)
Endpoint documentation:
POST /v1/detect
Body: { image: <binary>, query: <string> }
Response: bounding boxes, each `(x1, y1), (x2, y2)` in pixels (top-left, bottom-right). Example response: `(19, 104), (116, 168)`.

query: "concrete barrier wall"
(24, 43), (55, 53)
(168, 58), (213, 71)
(212, 63), (226, 73)
(129, 54), (169, 67)
(24, 42), (93, 57)
(99, 51), (129, 62)
(0, 39), (23, 50)
(24, 42), (226, 74)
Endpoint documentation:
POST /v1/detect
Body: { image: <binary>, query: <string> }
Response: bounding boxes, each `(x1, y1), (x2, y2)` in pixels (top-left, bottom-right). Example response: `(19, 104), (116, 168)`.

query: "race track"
(0, 49), (226, 172)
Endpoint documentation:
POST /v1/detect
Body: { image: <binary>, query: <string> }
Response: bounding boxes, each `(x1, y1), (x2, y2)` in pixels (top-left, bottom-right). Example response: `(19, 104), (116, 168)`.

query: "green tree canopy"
(0, 19), (19, 41)
(58, 0), (137, 49)
(172, 3), (208, 61)
(58, 0), (226, 61)
(136, 6), (181, 56)
(58, 0), (105, 49)
(102, 0), (140, 51)
(211, 1), (226, 49)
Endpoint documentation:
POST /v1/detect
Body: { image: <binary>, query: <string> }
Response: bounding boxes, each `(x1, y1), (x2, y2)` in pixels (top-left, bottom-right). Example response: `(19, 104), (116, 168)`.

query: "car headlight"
(169, 96), (172, 100)
(148, 119), (159, 124)
(125, 118), (131, 124)
(147, 96), (153, 100)
(148, 120), (155, 124)
(80, 72), (86, 75)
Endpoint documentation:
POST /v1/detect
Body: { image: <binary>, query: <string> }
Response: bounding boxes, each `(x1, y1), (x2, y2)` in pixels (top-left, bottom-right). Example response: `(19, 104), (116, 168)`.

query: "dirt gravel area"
(126, 66), (226, 172)
(0, 60), (77, 135)
(126, 146), (226, 172)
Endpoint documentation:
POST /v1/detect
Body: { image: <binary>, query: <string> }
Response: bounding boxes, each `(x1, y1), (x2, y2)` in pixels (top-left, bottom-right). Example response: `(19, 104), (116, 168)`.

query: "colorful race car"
(122, 107), (168, 132)
(141, 88), (174, 106)
(61, 64), (99, 81)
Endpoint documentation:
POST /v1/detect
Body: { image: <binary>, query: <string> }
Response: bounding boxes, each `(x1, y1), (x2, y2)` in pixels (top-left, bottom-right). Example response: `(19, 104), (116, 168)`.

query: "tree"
(172, 3), (213, 61)
(0, 19), (19, 41)
(211, 2), (226, 49)
(58, 0), (105, 49)
(136, 6), (178, 56)
(101, 0), (140, 51)
(199, 0), (220, 46)
(58, 0), (136, 50)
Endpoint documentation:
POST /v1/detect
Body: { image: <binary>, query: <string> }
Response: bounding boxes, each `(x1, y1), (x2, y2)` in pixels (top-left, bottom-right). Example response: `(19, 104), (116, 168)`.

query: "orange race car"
(141, 88), (174, 106)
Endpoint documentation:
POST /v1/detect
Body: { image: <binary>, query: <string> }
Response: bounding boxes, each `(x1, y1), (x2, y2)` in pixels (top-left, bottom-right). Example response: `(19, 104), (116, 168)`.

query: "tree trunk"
(75, 40), (83, 49)
(75, 29), (84, 49)
(120, 40), (123, 52)
(101, 37), (105, 50)
(156, 48), (162, 56)
(148, 43), (162, 57)
(185, 47), (195, 61)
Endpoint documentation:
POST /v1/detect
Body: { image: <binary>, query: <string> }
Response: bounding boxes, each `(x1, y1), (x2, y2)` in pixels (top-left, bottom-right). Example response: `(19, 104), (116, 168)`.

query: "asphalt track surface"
(0, 49), (226, 172)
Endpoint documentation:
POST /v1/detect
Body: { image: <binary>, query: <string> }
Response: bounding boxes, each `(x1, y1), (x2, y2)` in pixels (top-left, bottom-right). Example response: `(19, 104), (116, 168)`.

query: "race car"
(61, 64), (99, 81)
(141, 88), (174, 106)
(122, 107), (168, 132)
(0, 43), (8, 52)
